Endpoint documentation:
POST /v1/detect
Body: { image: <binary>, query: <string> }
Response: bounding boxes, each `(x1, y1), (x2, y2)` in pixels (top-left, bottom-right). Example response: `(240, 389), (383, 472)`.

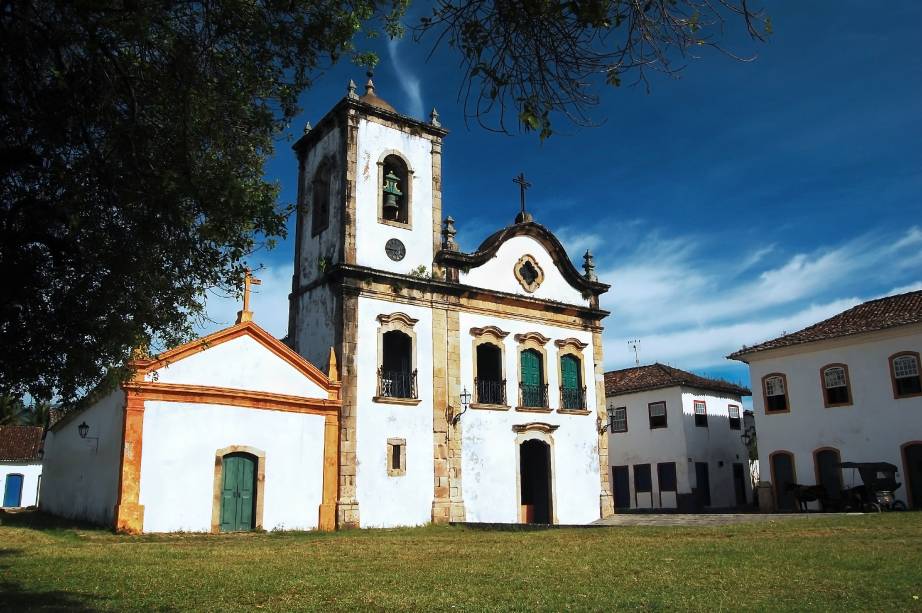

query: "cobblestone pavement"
(591, 512), (858, 527)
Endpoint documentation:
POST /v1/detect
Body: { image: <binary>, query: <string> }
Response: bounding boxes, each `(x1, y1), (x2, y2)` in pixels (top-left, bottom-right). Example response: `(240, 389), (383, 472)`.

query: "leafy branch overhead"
(0, 1), (405, 402)
(415, 0), (769, 138)
(1, 0), (764, 403)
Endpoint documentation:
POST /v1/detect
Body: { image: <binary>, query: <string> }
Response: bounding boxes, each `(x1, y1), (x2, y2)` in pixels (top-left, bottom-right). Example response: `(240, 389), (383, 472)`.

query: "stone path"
(591, 512), (857, 527)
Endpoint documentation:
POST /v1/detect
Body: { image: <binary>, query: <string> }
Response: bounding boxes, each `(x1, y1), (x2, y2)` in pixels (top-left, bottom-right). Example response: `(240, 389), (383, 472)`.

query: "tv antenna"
(627, 339), (641, 366)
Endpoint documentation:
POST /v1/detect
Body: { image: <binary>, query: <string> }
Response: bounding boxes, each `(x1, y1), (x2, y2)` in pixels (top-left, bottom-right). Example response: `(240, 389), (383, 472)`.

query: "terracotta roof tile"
(604, 363), (750, 397)
(0, 425), (43, 461)
(728, 289), (922, 360)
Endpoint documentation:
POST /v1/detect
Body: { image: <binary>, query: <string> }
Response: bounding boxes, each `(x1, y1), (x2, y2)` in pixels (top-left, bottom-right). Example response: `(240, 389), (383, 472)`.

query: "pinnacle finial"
(442, 216), (458, 251)
(327, 346), (339, 382)
(303, 121), (312, 134)
(365, 70), (375, 96)
(430, 107), (441, 127)
(347, 79), (358, 99)
(583, 249), (597, 281)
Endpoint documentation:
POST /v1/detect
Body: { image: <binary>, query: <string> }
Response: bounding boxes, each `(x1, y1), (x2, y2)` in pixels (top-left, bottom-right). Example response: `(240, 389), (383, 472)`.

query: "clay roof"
(604, 363), (750, 398)
(0, 425), (43, 461)
(728, 289), (922, 360)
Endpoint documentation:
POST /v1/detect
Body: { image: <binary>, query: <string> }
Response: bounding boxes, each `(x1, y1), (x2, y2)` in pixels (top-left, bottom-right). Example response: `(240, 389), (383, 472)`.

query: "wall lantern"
(449, 387), (472, 427)
(78, 421), (99, 452)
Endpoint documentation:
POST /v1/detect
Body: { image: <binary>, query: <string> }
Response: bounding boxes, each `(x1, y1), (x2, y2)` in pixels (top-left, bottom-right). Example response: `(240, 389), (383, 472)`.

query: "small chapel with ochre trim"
(39, 76), (614, 532)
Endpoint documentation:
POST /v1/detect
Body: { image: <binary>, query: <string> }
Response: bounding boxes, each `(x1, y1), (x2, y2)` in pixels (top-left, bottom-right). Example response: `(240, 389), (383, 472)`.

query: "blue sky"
(204, 2), (922, 401)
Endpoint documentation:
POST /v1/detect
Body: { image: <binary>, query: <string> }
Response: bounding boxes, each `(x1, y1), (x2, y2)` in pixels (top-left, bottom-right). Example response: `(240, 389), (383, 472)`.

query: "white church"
(40, 77), (615, 532)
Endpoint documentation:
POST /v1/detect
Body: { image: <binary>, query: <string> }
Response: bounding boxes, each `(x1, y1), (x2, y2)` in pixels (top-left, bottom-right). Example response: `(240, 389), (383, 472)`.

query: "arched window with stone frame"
(378, 151), (413, 227)
(555, 338), (589, 411)
(470, 326), (510, 407)
(515, 332), (551, 410)
(311, 158), (333, 236)
(374, 312), (420, 403)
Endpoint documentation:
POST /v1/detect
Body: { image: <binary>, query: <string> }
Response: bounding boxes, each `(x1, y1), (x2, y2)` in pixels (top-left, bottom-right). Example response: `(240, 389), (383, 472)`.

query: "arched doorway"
(770, 451), (797, 511)
(903, 443), (922, 509)
(219, 453), (257, 532)
(520, 439), (553, 524)
(814, 448), (843, 510)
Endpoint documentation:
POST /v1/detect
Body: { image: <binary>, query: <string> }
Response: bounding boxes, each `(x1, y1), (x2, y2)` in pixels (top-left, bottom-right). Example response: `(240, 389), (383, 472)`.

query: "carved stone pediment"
(554, 337), (589, 350)
(512, 422), (559, 434)
(470, 325), (510, 339)
(376, 312), (419, 328)
(514, 331), (551, 346)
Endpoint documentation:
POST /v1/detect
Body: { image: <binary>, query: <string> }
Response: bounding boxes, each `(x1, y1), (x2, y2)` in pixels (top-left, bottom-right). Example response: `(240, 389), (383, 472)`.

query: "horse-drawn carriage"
(784, 461), (906, 512)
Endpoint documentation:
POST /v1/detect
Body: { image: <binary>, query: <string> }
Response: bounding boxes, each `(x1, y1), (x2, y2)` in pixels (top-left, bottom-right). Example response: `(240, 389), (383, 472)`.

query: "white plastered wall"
(460, 236), (589, 306)
(354, 118), (434, 276)
(606, 388), (689, 509)
(1, 461), (42, 508)
(148, 335), (326, 399)
(354, 296), (434, 527)
(679, 388), (752, 508)
(139, 401), (326, 532)
(40, 389), (125, 525)
(298, 125), (344, 288)
(747, 326), (922, 508)
(459, 311), (601, 524)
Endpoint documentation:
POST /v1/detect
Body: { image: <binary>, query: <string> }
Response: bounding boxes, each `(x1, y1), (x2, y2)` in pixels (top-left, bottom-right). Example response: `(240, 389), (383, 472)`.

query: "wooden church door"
(220, 453), (256, 532)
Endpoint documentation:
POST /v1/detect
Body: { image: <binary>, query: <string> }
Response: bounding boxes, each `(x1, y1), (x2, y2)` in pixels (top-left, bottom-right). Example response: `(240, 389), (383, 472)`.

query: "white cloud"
(387, 38), (423, 119)
(597, 226), (922, 371)
(197, 263), (293, 340)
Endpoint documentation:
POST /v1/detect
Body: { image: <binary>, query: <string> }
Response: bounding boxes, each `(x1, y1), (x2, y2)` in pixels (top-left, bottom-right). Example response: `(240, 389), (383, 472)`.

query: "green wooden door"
(560, 355), (582, 409)
(220, 453), (256, 532)
(520, 349), (543, 406)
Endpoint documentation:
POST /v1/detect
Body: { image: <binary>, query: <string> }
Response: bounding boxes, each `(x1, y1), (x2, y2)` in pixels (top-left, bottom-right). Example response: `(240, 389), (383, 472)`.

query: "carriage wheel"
(864, 502), (882, 513)
(891, 501), (907, 512)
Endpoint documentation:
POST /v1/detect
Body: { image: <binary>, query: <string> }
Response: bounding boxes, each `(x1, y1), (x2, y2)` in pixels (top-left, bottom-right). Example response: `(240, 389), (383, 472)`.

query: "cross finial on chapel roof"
(513, 172), (533, 224)
(235, 267), (262, 324)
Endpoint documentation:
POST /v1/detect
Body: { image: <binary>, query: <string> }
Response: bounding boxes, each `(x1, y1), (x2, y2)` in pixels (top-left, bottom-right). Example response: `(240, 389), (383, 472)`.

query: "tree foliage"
(1, 1), (404, 401)
(1, 0), (763, 402)
(417, 0), (769, 138)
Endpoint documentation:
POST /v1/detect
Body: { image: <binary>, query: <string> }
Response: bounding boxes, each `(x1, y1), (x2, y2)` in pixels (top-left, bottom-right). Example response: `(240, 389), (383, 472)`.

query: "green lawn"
(1, 511), (921, 611)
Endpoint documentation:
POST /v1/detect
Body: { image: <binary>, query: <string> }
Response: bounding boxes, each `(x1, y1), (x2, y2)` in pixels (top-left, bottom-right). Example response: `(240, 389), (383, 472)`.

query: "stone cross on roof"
(235, 267), (262, 324)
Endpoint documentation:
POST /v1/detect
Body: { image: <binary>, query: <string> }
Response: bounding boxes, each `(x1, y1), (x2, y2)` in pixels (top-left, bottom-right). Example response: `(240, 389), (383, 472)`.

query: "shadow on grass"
(0, 508), (105, 533)
(0, 581), (106, 612)
(0, 548), (109, 612)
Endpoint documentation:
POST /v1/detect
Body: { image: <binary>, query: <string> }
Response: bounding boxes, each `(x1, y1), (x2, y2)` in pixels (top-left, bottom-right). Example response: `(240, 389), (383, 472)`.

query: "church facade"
(288, 78), (613, 528)
(39, 78), (614, 532)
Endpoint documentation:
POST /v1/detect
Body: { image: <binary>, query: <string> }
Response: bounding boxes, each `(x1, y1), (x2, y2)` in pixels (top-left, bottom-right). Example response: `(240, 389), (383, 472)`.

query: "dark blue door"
(612, 466), (630, 508)
(3, 474), (24, 507)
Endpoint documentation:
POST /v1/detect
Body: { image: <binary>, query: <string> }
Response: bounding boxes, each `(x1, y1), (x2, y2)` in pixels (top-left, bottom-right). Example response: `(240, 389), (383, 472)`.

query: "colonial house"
(729, 289), (922, 511)
(1, 425), (43, 508)
(605, 364), (752, 511)
(39, 76), (614, 532)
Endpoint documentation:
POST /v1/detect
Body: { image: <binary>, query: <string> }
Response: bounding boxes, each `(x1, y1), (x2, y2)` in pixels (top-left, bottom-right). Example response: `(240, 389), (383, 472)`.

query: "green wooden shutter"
(561, 355), (580, 390)
(520, 350), (544, 406)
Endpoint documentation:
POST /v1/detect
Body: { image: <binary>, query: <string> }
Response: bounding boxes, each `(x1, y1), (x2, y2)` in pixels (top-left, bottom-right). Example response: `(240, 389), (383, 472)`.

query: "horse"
(785, 483), (826, 512)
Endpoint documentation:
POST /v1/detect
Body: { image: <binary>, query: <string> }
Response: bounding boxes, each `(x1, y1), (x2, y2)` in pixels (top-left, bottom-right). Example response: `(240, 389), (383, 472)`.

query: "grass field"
(1, 511), (921, 612)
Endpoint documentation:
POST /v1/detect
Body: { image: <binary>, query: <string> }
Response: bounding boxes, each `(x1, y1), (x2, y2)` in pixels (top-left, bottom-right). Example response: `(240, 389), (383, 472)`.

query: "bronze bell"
(383, 170), (403, 219)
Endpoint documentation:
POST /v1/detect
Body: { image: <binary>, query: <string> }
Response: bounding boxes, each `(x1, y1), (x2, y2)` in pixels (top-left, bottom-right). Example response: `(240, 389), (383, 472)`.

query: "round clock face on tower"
(385, 238), (406, 261)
